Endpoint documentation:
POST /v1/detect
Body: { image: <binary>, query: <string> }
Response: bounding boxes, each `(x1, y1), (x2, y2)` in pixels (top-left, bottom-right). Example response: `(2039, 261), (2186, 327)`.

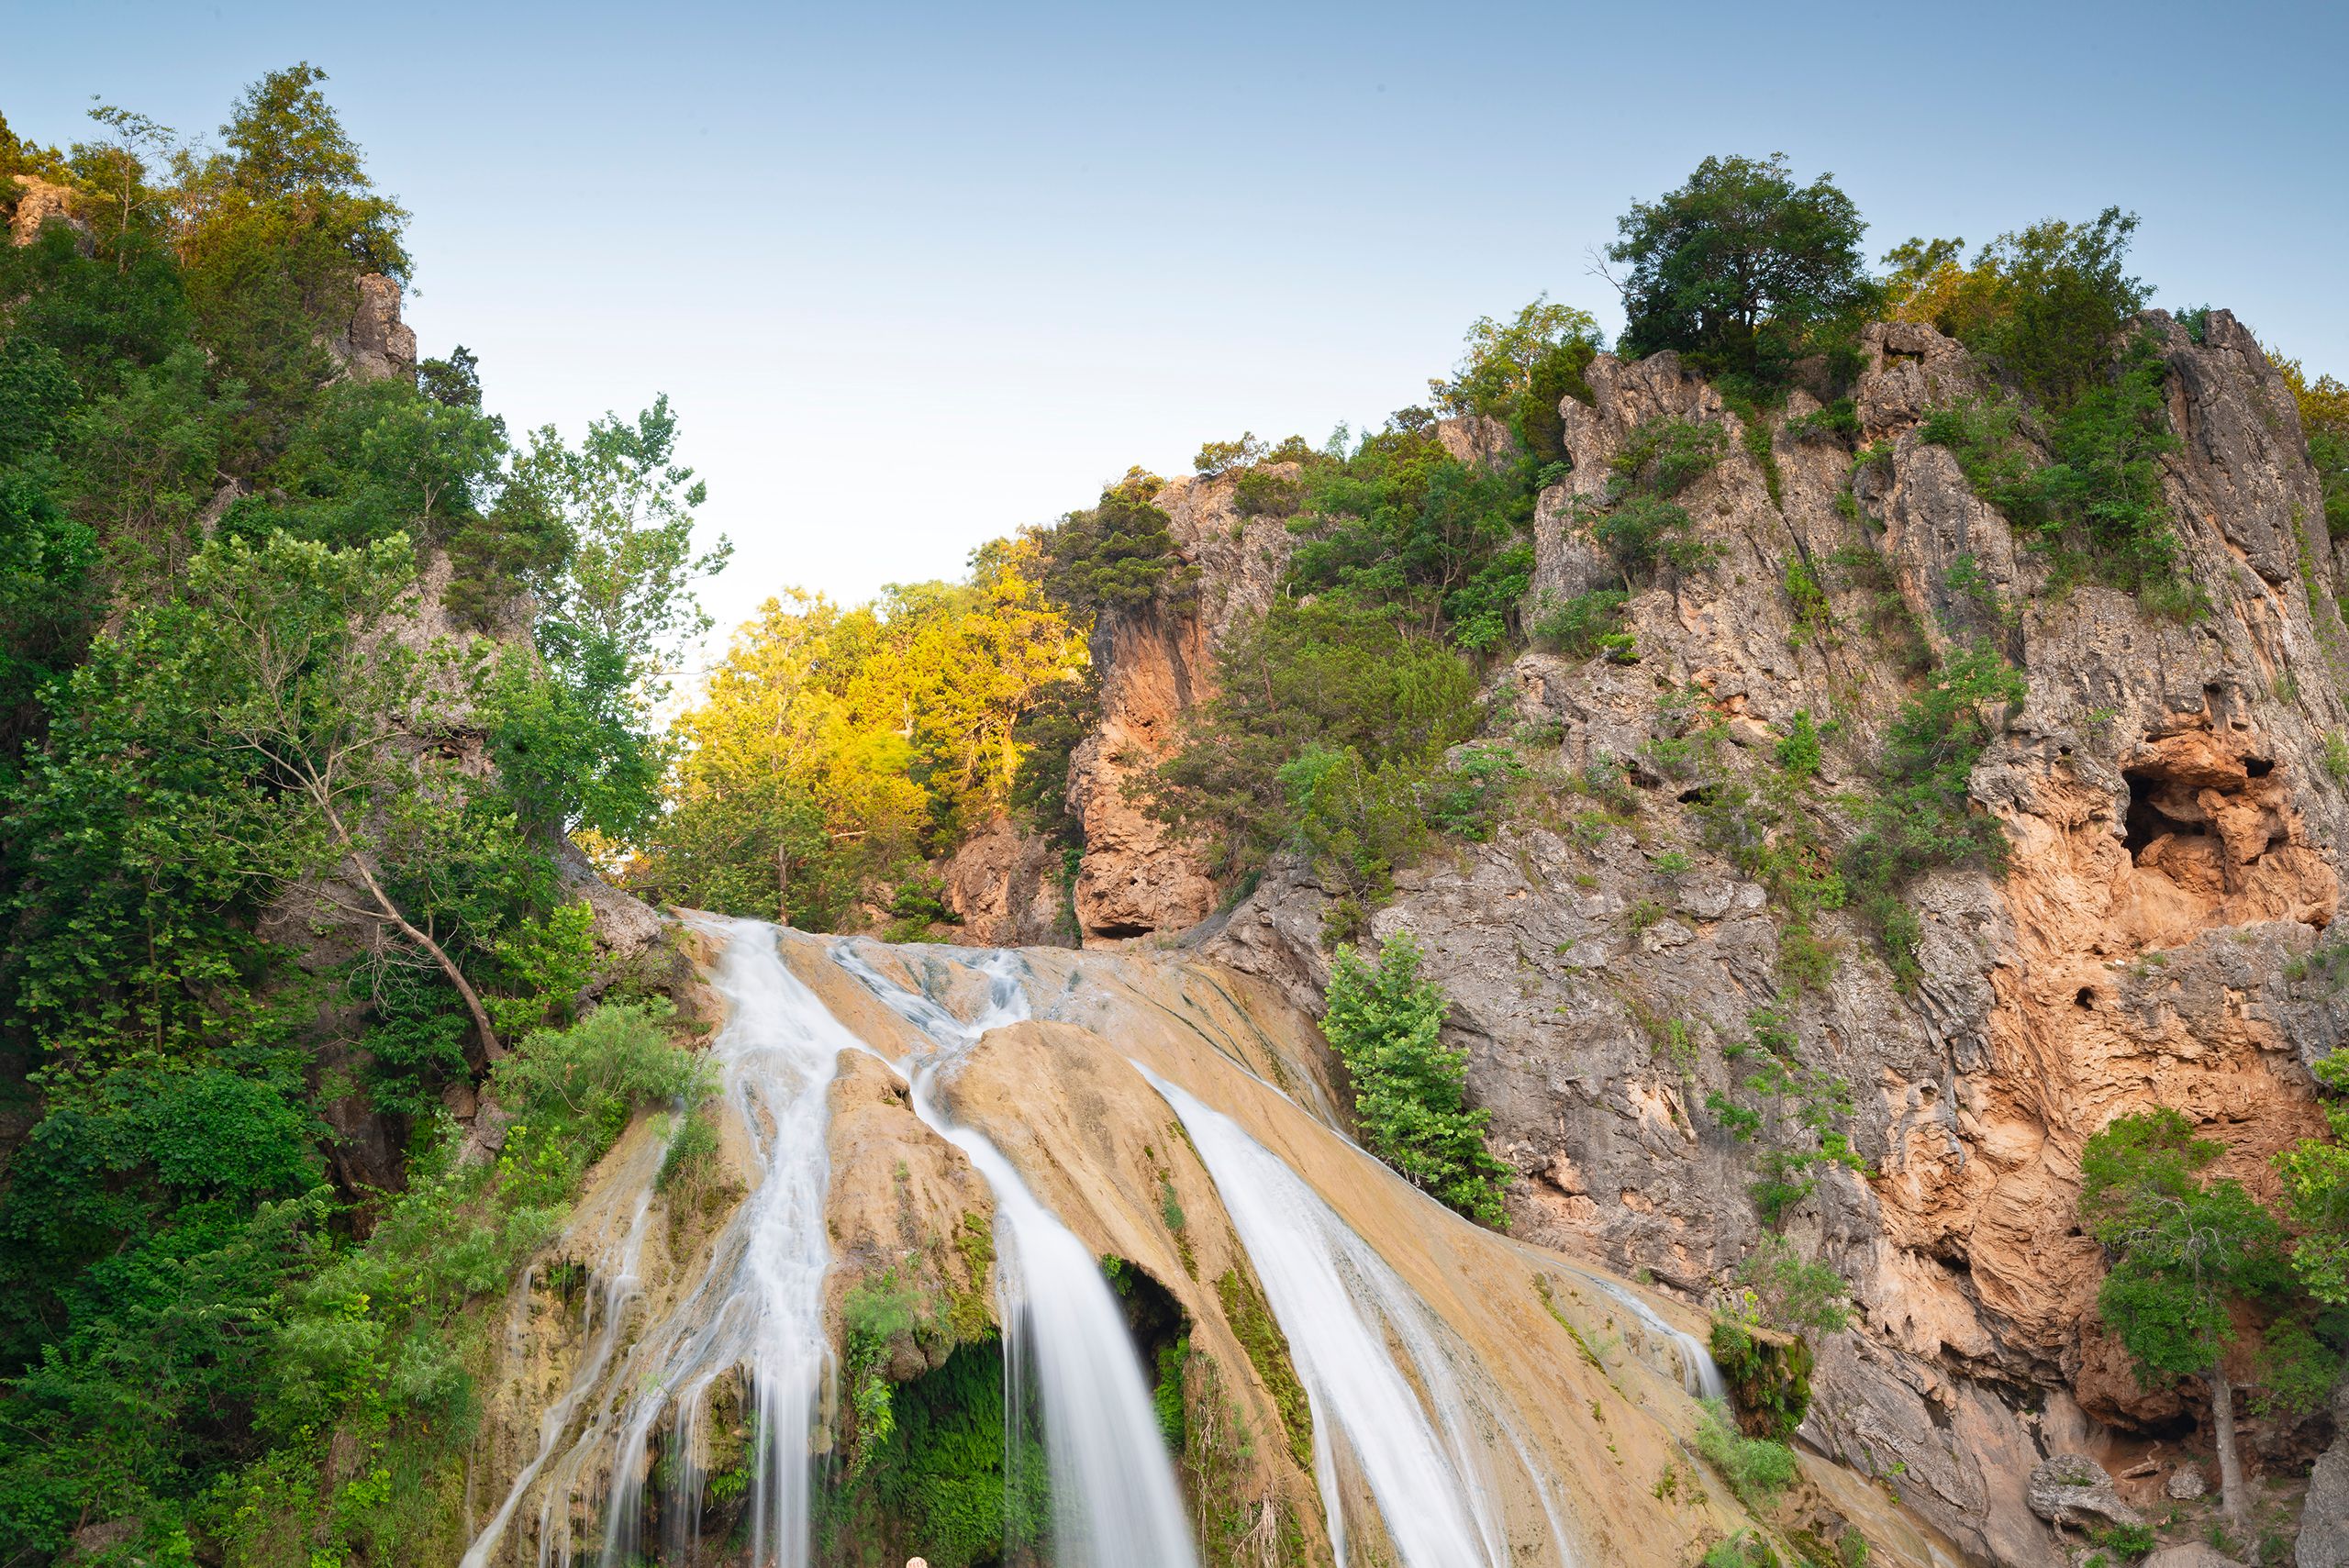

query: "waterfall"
(1138, 1065), (1573, 1568)
(1564, 1266), (1726, 1402)
(464, 917), (854, 1568)
(830, 941), (1199, 1568)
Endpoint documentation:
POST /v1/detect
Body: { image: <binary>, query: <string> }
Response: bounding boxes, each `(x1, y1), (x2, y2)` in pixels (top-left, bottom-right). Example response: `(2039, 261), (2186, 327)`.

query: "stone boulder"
(2143, 1547), (2246, 1568)
(2023, 1453), (2142, 1529)
(6, 174), (87, 248)
(328, 272), (417, 382)
(2303, 1397), (2349, 1567)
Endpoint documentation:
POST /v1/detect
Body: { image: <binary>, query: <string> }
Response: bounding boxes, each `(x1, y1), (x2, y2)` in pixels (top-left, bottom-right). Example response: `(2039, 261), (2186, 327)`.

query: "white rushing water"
(464, 917), (855, 1568)
(1138, 1064), (1573, 1568)
(1565, 1265), (1726, 1401)
(829, 941), (1198, 1568)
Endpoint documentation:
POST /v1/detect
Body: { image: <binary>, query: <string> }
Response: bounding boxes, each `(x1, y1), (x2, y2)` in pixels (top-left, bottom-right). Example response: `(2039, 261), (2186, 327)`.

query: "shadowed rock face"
(1021, 314), (2348, 1566)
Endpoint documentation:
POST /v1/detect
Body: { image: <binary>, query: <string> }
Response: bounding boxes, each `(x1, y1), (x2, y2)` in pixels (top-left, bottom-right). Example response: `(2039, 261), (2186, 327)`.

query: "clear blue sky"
(7, 1), (2345, 648)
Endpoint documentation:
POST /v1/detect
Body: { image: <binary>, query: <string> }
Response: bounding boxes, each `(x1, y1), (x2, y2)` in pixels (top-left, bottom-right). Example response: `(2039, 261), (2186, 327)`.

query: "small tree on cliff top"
(2079, 1109), (2288, 1530)
(1321, 932), (1509, 1227)
(1609, 153), (1873, 387)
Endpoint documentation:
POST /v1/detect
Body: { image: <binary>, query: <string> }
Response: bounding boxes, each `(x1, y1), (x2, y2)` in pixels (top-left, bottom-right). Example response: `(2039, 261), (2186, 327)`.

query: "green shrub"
(1918, 329), (2194, 617)
(1842, 644), (2025, 987)
(1775, 710), (1823, 780)
(657, 1104), (722, 1194)
(1145, 596), (1481, 889)
(1711, 1318), (1815, 1440)
(1233, 464), (1304, 517)
(2095, 1523), (2156, 1561)
(1276, 744), (1435, 906)
(1704, 1532), (1785, 1568)
(1784, 560), (1833, 644)
(1530, 587), (1634, 660)
(1321, 933), (1509, 1226)
(1694, 1397), (1801, 1507)
(2325, 731), (2349, 784)
(1786, 398), (1860, 444)
(1575, 417), (1726, 578)
(1428, 742), (1528, 841)
(1041, 468), (1197, 613)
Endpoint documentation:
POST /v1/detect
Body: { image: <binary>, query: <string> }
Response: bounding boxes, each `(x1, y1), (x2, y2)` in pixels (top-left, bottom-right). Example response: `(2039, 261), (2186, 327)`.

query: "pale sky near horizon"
(6, 1), (2346, 662)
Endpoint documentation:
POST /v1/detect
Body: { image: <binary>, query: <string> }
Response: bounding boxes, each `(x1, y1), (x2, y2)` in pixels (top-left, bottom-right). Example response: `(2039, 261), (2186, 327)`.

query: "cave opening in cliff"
(1090, 921), (1152, 940)
(2121, 767), (2211, 862)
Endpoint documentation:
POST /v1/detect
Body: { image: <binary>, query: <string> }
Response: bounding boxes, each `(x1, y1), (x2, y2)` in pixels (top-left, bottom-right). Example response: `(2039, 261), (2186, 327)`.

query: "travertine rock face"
(1069, 313), (2349, 1566)
(939, 815), (1066, 946)
(1065, 469), (1293, 941)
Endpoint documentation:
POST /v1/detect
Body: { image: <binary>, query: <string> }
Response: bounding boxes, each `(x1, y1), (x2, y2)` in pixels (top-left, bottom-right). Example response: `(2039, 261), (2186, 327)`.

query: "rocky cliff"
(1044, 313), (2345, 1564)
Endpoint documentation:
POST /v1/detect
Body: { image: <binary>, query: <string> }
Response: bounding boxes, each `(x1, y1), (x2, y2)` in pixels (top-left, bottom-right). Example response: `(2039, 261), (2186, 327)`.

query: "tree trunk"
(309, 789), (504, 1069)
(2210, 1357), (2249, 1531)
(776, 845), (793, 928)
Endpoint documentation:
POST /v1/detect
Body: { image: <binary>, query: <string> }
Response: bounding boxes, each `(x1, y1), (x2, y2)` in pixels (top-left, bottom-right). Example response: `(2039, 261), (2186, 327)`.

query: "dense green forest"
(0, 70), (725, 1562)
(4, 67), (2349, 1568)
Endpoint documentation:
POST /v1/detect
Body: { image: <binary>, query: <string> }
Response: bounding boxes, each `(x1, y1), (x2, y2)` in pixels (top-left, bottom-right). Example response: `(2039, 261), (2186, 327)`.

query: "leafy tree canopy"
(1609, 153), (1874, 385)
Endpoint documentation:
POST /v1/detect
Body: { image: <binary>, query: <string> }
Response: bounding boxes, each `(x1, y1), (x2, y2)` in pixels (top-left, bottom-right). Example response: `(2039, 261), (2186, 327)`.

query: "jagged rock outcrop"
(2303, 1376), (2349, 1567)
(939, 815), (1066, 946)
(2024, 1452), (2142, 1529)
(1061, 312), (2349, 1566)
(1065, 468), (1293, 940)
(5, 173), (87, 248)
(327, 272), (418, 382)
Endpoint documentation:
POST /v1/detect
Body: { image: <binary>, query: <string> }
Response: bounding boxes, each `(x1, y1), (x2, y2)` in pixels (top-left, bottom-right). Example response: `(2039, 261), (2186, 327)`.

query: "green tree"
(1609, 153), (1874, 385)
(1143, 596), (1480, 892)
(70, 103), (178, 260)
(209, 62), (409, 283)
(1319, 932), (1508, 1225)
(2079, 1109), (2290, 1529)
(2277, 1048), (2349, 1307)
(1040, 468), (1195, 614)
(2275, 356), (2349, 540)
(1428, 295), (1604, 423)
(1933, 209), (2150, 409)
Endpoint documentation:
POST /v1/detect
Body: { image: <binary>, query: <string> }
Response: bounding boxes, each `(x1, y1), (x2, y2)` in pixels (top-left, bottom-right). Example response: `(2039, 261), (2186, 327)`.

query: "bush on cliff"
(1319, 932), (1509, 1227)
(1039, 466), (1197, 614)
(1142, 596), (1479, 898)
(1842, 643), (2024, 988)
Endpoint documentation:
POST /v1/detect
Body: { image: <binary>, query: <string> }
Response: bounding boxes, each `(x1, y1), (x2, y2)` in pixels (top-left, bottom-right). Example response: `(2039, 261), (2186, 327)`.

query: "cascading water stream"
(464, 917), (856, 1568)
(1136, 1064), (1574, 1568)
(829, 940), (1198, 1568)
(1564, 1265), (1726, 1401)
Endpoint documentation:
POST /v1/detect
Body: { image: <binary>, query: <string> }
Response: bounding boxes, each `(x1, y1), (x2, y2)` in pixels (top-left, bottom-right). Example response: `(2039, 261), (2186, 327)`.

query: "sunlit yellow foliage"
(637, 535), (1086, 929)
(2275, 355), (2349, 438)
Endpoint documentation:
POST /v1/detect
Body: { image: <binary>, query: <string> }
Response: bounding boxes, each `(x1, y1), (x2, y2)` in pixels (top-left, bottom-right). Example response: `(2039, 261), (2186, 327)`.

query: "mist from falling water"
(462, 917), (857, 1568)
(1137, 1064), (1574, 1568)
(829, 941), (1198, 1568)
